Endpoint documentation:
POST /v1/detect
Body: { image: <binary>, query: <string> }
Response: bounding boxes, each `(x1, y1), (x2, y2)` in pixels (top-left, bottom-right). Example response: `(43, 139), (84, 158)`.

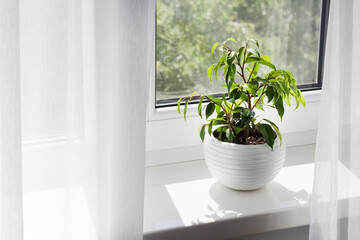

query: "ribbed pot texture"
(204, 129), (286, 191)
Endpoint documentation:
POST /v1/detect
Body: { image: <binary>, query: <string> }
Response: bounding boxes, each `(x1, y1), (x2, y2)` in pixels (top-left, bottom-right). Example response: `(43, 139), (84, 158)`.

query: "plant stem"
(247, 92), (252, 109)
(241, 42), (248, 82)
(251, 86), (266, 110)
(247, 63), (257, 82)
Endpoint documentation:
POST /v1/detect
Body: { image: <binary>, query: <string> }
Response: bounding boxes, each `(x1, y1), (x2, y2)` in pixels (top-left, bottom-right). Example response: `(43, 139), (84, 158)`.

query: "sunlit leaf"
(189, 91), (197, 100)
(207, 95), (222, 105)
(198, 96), (204, 118)
(223, 37), (236, 44)
(184, 100), (189, 121)
(177, 97), (183, 114)
(297, 90), (306, 107)
(211, 42), (219, 55)
(243, 83), (257, 96)
(208, 64), (214, 81)
(245, 57), (276, 70)
(214, 64), (221, 80)
(237, 46), (245, 61)
(261, 55), (271, 63)
(283, 93), (291, 106)
(215, 104), (221, 114)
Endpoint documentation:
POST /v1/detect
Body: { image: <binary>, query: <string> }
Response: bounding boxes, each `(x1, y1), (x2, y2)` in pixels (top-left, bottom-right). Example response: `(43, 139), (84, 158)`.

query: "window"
(155, 0), (328, 107)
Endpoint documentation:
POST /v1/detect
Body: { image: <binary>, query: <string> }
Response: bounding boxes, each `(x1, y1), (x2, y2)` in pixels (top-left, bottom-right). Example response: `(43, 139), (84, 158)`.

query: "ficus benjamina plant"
(177, 38), (305, 150)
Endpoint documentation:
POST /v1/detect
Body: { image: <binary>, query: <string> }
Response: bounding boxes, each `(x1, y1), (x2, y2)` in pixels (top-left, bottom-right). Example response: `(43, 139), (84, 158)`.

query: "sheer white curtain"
(0, 1), (23, 239)
(310, 0), (360, 239)
(1, 0), (155, 239)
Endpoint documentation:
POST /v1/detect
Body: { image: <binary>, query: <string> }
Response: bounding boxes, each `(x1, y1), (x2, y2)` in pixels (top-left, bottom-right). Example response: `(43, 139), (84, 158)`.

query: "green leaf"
(261, 55), (271, 63)
(207, 95), (222, 105)
(222, 94), (231, 109)
(283, 93), (291, 106)
(198, 97), (204, 118)
(230, 64), (236, 82)
(255, 98), (264, 111)
(223, 37), (236, 44)
(219, 52), (227, 64)
(265, 86), (275, 103)
(205, 102), (215, 119)
(213, 120), (228, 125)
(208, 64), (215, 81)
(189, 91), (197, 100)
(215, 104), (221, 114)
(199, 125), (206, 142)
(245, 56), (260, 63)
(217, 111), (225, 118)
(211, 117), (226, 121)
(222, 65), (229, 79)
(275, 97), (285, 120)
(294, 96), (300, 109)
(184, 100), (189, 121)
(234, 126), (242, 135)
(297, 90), (306, 107)
(252, 77), (268, 85)
(278, 79), (290, 94)
(243, 83), (257, 96)
(262, 119), (282, 145)
(177, 97), (183, 114)
(258, 123), (275, 150)
(211, 42), (219, 55)
(250, 62), (259, 80)
(258, 59), (276, 70)
(246, 48), (260, 57)
(239, 92), (249, 102)
(233, 106), (245, 113)
(208, 121), (213, 135)
(243, 108), (255, 118)
(227, 79), (233, 92)
(245, 57), (276, 70)
(237, 46), (245, 61)
(214, 64), (221, 80)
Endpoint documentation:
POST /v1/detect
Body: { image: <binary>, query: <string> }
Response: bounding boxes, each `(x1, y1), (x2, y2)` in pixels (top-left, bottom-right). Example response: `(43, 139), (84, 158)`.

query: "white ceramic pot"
(204, 128), (286, 191)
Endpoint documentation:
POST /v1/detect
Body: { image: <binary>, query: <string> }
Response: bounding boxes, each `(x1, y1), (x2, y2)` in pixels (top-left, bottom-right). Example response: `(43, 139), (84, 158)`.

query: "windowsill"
(143, 144), (315, 240)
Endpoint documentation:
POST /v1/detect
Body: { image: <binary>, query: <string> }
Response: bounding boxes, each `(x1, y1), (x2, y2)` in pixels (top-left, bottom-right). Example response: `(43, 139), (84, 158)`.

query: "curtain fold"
(95, 0), (155, 238)
(310, 0), (360, 239)
(0, 0), (24, 239)
(1, 0), (155, 239)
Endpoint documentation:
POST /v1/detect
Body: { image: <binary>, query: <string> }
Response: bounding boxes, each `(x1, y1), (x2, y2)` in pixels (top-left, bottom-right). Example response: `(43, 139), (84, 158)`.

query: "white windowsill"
(143, 144), (315, 240)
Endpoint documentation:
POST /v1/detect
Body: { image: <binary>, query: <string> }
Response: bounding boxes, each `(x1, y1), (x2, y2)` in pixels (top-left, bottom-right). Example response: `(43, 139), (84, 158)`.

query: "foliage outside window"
(156, 0), (322, 103)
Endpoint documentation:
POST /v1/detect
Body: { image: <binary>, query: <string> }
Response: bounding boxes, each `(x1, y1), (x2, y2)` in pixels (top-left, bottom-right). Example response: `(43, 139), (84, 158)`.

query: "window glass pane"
(156, 0), (322, 102)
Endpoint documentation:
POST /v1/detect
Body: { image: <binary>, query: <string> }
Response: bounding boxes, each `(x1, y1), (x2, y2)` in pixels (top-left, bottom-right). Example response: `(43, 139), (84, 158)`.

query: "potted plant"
(177, 38), (305, 190)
